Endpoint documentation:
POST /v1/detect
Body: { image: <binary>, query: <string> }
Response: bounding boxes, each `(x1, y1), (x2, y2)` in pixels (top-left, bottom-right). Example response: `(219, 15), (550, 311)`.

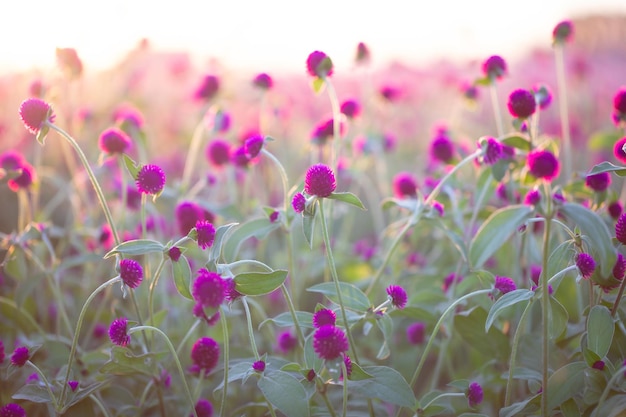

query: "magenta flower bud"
(19, 98), (55, 134)
(269, 210), (279, 223)
(292, 192), (306, 213)
(482, 137), (503, 165)
(244, 134), (264, 159)
(340, 99), (361, 119)
(432, 201), (445, 217)
(613, 253), (626, 280)
(304, 164), (336, 198)
(613, 87), (626, 123)
(507, 89), (536, 119)
(0, 150), (25, 170)
(576, 253), (596, 279)
(482, 55), (507, 80)
(194, 75), (220, 101)
(553, 20), (574, 43)
(191, 337), (220, 373)
(392, 172), (418, 199)
(176, 202), (204, 235)
(467, 382), (484, 407)
(277, 331), (298, 353)
(380, 85), (401, 102)
(609, 201), (624, 221)
(68, 380), (79, 392)
(532, 84), (553, 110)
(195, 220), (216, 250)
(313, 325), (349, 360)
(341, 354), (353, 380)
(108, 317), (130, 346)
(613, 137), (626, 164)
(230, 146), (250, 168)
(192, 269), (225, 309)
(355, 42), (371, 64)
(592, 360), (605, 371)
(616, 213), (626, 245)
(527, 149), (560, 181)
(223, 277), (242, 303)
(585, 172), (611, 192)
(136, 164), (166, 195)
(524, 189), (541, 206)
(10, 346), (30, 367)
(386, 285), (407, 309)
(313, 308), (336, 328)
(306, 51), (333, 78)
(99, 127), (131, 155)
(406, 322), (426, 345)
(253, 73), (273, 90)
(252, 360), (266, 373)
(120, 259), (143, 289)
(494, 276), (516, 294)
(0, 339), (4, 364)
(7, 163), (35, 192)
(0, 404), (26, 417)
(193, 399), (214, 417)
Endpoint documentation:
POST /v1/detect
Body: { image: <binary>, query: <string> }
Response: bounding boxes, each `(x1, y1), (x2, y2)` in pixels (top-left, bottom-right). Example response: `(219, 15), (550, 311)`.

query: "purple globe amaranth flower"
(306, 51), (333, 78)
(481, 137), (503, 165)
(614, 87), (626, 124)
(467, 382), (484, 407)
(191, 337), (220, 373)
(617, 254), (626, 280)
(99, 127), (131, 155)
(223, 277), (242, 303)
(19, 98), (55, 134)
(341, 354), (353, 380)
(195, 220), (216, 250)
(313, 325), (349, 360)
(68, 380), (79, 391)
(482, 55), (507, 80)
(0, 150), (26, 170)
(252, 360), (266, 373)
(576, 253), (596, 279)
(194, 74), (220, 101)
(230, 146), (250, 168)
(608, 201), (623, 220)
(380, 85), (401, 102)
(206, 139), (231, 168)
(355, 42), (371, 64)
(277, 331), (298, 353)
(430, 129), (455, 164)
(386, 285), (408, 309)
(109, 317), (130, 346)
(507, 89), (536, 119)
(176, 201), (204, 235)
(120, 259), (143, 288)
(532, 84), (553, 110)
(553, 20), (574, 43)
(192, 269), (226, 309)
(244, 134), (264, 159)
(524, 189), (541, 206)
(340, 99), (361, 119)
(114, 103), (144, 130)
(304, 164), (336, 198)
(494, 276), (516, 294)
(253, 73), (273, 90)
(292, 192), (306, 213)
(0, 404), (26, 417)
(311, 118), (347, 145)
(585, 172), (611, 192)
(7, 163), (35, 192)
(442, 272), (463, 292)
(406, 322), (426, 345)
(592, 360), (605, 371)
(269, 211), (279, 223)
(136, 164), (166, 195)
(613, 137), (626, 164)
(193, 399), (214, 417)
(392, 172), (418, 199)
(313, 308), (337, 328)
(616, 213), (626, 245)
(432, 201), (445, 217)
(10, 346), (30, 367)
(527, 149), (560, 181)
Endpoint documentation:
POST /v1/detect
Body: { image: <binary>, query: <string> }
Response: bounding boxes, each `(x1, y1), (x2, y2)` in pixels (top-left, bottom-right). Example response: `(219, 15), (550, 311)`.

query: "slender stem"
(280, 284), (305, 346)
(261, 148), (289, 213)
(318, 200), (359, 363)
(26, 360), (57, 409)
(489, 83), (505, 138)
(611, 273), (626, 317)
(89, 394), (113, 417)
(181, 119), (207, 191)
(219, 306), (229, 417)
(554, 43), (572, 181)
(425, 149), (482, 207)
(504, 300), (534, 406)
(325, 78), (342, 175)
(141, 193), (147, 239)
(148, 256), (168, 326)
(47, 123), (120, 246)
(176, 319), (201, 357)
(317, 379), (338, 417)
(129, 326), (198, 417)
(540, 215), (553, 417)
(129, 289), (150, 352)
(422, 392), (466, 410)
(341, 359), (348, 417)
(118, 156), (128, 231)
(242, 297), (260, 360)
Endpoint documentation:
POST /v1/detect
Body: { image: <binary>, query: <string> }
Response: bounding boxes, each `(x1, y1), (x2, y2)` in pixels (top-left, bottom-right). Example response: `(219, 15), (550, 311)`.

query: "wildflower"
(494, 276), (516, 294)
(608, 201), (623, 220)
(553, 20), (574, 43)
(466, 382), (484, 407)
(109, 318), (130, 346)
(114, 103), (144, 130)
(406, 322), (426, 345)
(119, 259), (143, 289)
(0, 150), (25, 170)
(592, 360), (605, 370)
(252, 73), (273, 90)
(194, 75), (220, 101)
(93, 323), (107, 339)
(168, 247), (182, 262)
(269, 211), (279, 223)
(136, 164), (166, 195)
(244, 134), (264, 159)
(507, 89), (536, 119)
(304, 164), (336, 197)
(192, 269), (225, 309)
(277, 331), (298, 353)
(613, 253), (626, 280)
(527, 149), (560, 181)
(432, 201), (445, 216)
(292, 192), (306, 213)
(176, 202), (204, 235)
(442, 273), (463, 292)
(7, 163), (35, 192)
(313, 308), (336, 328)
(524, 189), (541, 206)
(355, 42), (371, 64)
(392, 172), (418, 199)
(380, 85), (401, 102)
(19, 98), (55, 134)
(482, 55), (507, 80)
(195, 220), (216, 250)
(482, 137), (503, 165)
(430, 132), (455, 164)
(191, 399), (213, 417)
(585, 172), (611, 192)
(311, 118), (346, 144)
(386, 285), (408, 309)
(306, 51), (333, 78)
(10, 346), (29, 367)
(306, 369), (316, 381)
(340, 99), (361, 119)
(614, 87), (626, 124)
(230, 146), (250, 168)
(99, 127), (131, 155)
(190, 337), (220, 373)
(616, 213), (626, 245)
(252, 360), (266, 373)
(461, 81), (479, 100)
(341, 354), (352, 379)
(532, 84), (553, 110)
(613, 137), (626, 164)
(313, 325), (349, 360)
(68, 380), (79, 391)
(0, 404), (26, 417)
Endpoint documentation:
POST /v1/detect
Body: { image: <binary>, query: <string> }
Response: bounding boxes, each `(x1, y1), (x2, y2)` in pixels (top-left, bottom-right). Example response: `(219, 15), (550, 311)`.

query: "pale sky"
(4, 0), (626, 74)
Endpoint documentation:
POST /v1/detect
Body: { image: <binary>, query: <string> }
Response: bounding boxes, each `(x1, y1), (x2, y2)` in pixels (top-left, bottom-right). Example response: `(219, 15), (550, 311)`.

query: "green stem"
(26, 360), (57, 409)
(280, 284), (305, 347)
(148, 256), (167, 327)
(219, 306), (230, 417)
(594, 364), (626, 416)
(341, 359), (348, 417)
(554, 43), (572, 181)
(504, 299), (534, 406)
(242, 297), (260, 360)
(489, 83), (505, 138)
(611, 272), (626, 317)
(540, 215), (553, 417)
(318, 200), (360, 362)
(129, 325), (198, 417)
(176, 319), (201, 357)
(325, 78), (342, 175)
(261, 148), (290, 213)
(118, 156), (128, 231)
(89, 394), (113, 417)
(181, 118), (207, 191)
(421, 392), (466, 410)
(47, 123), (120, 246)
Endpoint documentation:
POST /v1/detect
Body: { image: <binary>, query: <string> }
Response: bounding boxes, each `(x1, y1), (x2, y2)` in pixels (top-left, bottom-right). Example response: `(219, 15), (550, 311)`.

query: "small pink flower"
(313, 325), (349, 360)
(585, 172), (611, 192)
(507, 89), (536, 119)
(430, 133), (455, 164)
(277, 331), (298, 353)
(190, 337), (220, 373)
(7, 163), (35, 192)
(553, 20), (574, 43)
(524, 189), (541, 206)
(195, 220), (216, 250)
(482, 137), (503, 165)
(494, 276), (516, 294)
(340, 99), (361, 119)
(355, 42), (371, 64)
(467, 382), (484, 407)
(244, 134), (264, 159)
(136, 164), (166, 195)
(192, 269), (225, 309)
(527, 150), (560, 181)
(313, 308), (336, 328)
(592, 360), (605, 370)
(109, 317), (130, 346)
(482, 55), (507, 80)
(168, 247), (182, 262)
(19, 98), (55, 134)
(252, 360), (266, 372)
(341, 354), (352, 380)
(306, 51), (333, 78)
(292, 192), (306, 213)
(10, 346), (29, 367)
(616, 213), (626, 245)
(253, 73), (273, 90)
(613, 87), (626, 124)
(176, 202), (204, 235)
(392, 172), (418, 199)
(406, 322), (426, 345)
(386, 285), (407, 309)
(608, 201), (623, 220)
(613, 137), (626, 164)
(304, 164), (336, 198)
(0, 404), (26, 417)
(193, 399), (214, 417)
(68, 380), (79, 391)
(230, 146), (250, 168)
(576, 253), (596, 279)
(194, 75), (220, 101)
(99, 127), (131, 155)
(120, 259), (143, 289)
(532, 84), (553, 110)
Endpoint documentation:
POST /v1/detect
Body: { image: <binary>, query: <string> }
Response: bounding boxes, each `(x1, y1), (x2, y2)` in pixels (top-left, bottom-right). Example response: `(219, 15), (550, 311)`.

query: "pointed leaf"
(327, 192), (366, 210)
(549, 297), (568, 340)
(311, 77), (325, 94)
(546, 361), (587, 411)
(223, 218), (281, 262)
(348, 365), (416, 408)
(235, 270), (287, 296)
(171, 255), (193, 300)
(485, 289), (534, 331)
(208, 222), (238, 263)
(375, 313), (393, 360)
(303, 332), (323, 371)
(258, 370), (310, 417)
(308, 282), (371, 312)
(104, 239), (165, 259)
(12, 384), (53, 403)
(588, 161), (626, 177)
(302, 211), (315, 249)
(123, 154), (140, 178)
(100, 346), (168, 376)
(64, 381), (109, 410)
(586, 305), (614, 358)
(501, 134), (531, 151)
(260, 311), (314, 329)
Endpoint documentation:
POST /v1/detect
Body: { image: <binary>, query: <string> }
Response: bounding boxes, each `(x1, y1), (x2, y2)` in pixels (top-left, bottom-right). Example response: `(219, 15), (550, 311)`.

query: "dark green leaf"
(491, 159), (509, 182)
(100, 346), (167, 376)
(546, 240), (576, 291)
(348, 365), (416, 408)
(223, 218), (281, 261)
(349, 362), (374, 381)
(104, 239), (165, 259)
(258, 370), (310, 417)
(549, 297), (568, 340)
(485, 289), (534, 331)
(307, 282), (371, 312)
(586, 305), (614, 358)
(303, 333), (323, 372)
(12, 383), (53, 403)
(235, 270), (287, 296)
(546, 361), (587, 410)
(327, 192), (366, 210)
(592, 393), (626, 417)
(588, 161), (626, 177)
(171, 255), (193, 300)
(501, 134), (532, 151)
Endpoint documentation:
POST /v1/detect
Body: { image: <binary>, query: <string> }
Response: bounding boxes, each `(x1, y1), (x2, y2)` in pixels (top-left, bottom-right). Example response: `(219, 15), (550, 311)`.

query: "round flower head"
(313, 308), (337, 328)
(304, 164), (336, 198)
(0, 404), (26, 417)
(311, 118), (346, 145)
(613, 253), (626, 280)
(193, 399), (214, 417)
(120, 259), (143, 289)
(386, 285), (407, 309)
(527, 149), (560, 181)
(277, 331), (298, 353)
(380, 85), (401, 102)
(191, 337), (220, 373)
(99, 127), (131, 155)
(313, 325), (349, 360)
(19, 98), (55, 134)
(0, 150), (25, 170)
(176, 201), (204, 235)
(406, 322), (426, 345)
(481, 137), (503, 165)
(167, 247), (182, 262)
(524, 189), (541, 206)
(340, 99), (361, 119)
(306, 51), (333, 78)
(222, 277), (241, 302)
(553, 20), (574, 43)
(114, 103), (144, 130)
(192, 269), (226, 309)
(230, 146), (250, 168)
(585, 172), (611, 192)
(195, 220), (216, 250)
(7, 163), (35, 192)
(194, 75), (220, 101)
(532, 84), (553, 110)
(244, 134), (264, 159)
(467, 382), (484, 407)
(494, 276), (516, 294)
(252, 360), (266, 372)
(68, 380), (79, 391)
(108, 317), (130, 346)
(392, 172), (418, 199)
(608, 201), (623, 220)
(355, 42), (371, 64)
(613, 137), (626, 164)
(575, 253), (596, 279)
(507, 89), (536, 119)
(136, 164), (166, 195)
(292, 192), (306, 213)
(430, 133), (455, 164)
(253, 73), (273, 90)
(341, 354), (353, 380)
(10, 346), (29, 367)
(616, 213), (626, 245)
(482, 55), (507, 80)
(614, 87), (626, 124)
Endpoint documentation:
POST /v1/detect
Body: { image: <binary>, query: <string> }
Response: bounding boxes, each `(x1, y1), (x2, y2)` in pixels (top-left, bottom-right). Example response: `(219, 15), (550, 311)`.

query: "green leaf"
(587, 161), (626, 177)
(123, 154), (140, 179)
(100, 346), (167, 376)
(222, 218), (280, 262)
(499, 396), (540, 417)
(104, 239), (165, 259)
(500, 134), (531, 151)
(260, 311), (314, 329)
(208, 222), (238, 263)
(307, 282), (371, 312)
(546, 361), (587, 411)
(349, 362), (374, 381)
(454, 306), (510, 359)
(258, 370), (310, 417)
(375, 313), (393, 360)
(302, 211), (315, 249)
(592, 393), (626, 417)
(587, 130), (622, 152)
(303, 333), (324, 372)
(327, 192), (366, 210)
(549, 297), (568, 340)
(235, 270), (287, 296)
(36, 123), (50, 145)
(491, 159), (509, 182)
(63, 381), (109, 410)
(348, 365), (416, 408)
(546, 240), (576, 291)
(311, 77), (325, 94)
(586, 305), (614, 358)
(560, 203), (616, 277)
(485, 289), (534, 331)
(171, 255), (193, 300)
(12, 383), (53, 403)
(0, 297), (45, 335)
(469, 205), (533, 269)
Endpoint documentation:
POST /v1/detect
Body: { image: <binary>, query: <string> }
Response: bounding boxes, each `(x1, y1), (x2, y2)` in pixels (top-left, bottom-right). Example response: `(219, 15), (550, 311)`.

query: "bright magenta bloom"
(10, 346), (29, 367)
(0, 403), (26, 417)
(613, 253), (626, 280)
(527, 150), (560, 181)
(68, 380), (79, 391)
(7, 163), (35, 192)
(616, 213), (626, 245)
(406, 322), (426, 345)
(482, 137), (503, 165)
(430, 133), (455, 164)
(392, 172), (418, 198)
(467, 382), (484, 407)
(507, 89), (536, 119)
(304, 164), (336, 198)
(524, 189), (541, 206)
(553, 20), (574, 43)
(306, 51), (333, 78)
(277, 331), (298, 353)
(99, 127), (131, 154)
(252, 360), (266, 372)
(585, 172), (611, 192)
(194, 75), (220, 101)
(608, 201), (623, 220)
(244, 134), (264, 159)
(176, 201), (204, 235)
(253, 73), (273, 90)
(613, 137), (626, 164)
(292, 192), (306, 213)
(494, 276), (516, 294)
(193, 399), (214, 417)
(482, 55), (507, 80)
(136, 164), (166, 195)
(19, 98), (55, 134)
(386, 285), (407, 309)
(195, 220), (216, 250)
(120, 259), (143, 289)
(312, 308), (336, 328)
(313, 325), (349, 360)
(340, 99), (361, 119)
(191, 337), (220, 373)
(576, 253), (596, 279)
(108, 318), (130, 346)
(192, 269), (225, 309)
